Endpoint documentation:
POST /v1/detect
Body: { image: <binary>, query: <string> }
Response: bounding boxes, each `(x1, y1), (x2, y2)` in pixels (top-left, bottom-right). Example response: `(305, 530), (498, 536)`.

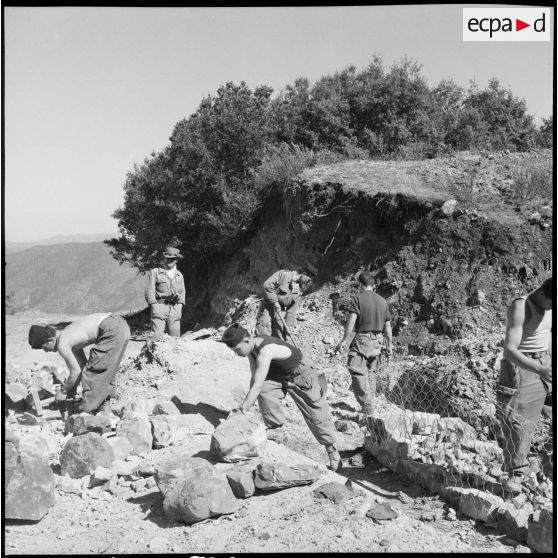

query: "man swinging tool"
(28, 313), (130, 416)
(255, 266), (316, 341)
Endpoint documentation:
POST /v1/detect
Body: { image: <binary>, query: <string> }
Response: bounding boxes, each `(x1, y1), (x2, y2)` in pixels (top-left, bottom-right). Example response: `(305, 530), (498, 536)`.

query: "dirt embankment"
(193, 149), (553, 453)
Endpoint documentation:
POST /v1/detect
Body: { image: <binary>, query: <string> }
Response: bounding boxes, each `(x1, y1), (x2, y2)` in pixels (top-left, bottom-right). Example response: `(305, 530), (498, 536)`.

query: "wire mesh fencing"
(347, 357), (553, 506)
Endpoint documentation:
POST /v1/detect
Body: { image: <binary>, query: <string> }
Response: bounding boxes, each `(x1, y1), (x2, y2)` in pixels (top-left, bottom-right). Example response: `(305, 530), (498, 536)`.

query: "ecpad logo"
(463, 8), (550, 42)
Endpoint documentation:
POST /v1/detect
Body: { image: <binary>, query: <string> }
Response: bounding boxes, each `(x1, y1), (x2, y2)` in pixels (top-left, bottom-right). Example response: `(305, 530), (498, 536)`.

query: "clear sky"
(4, 5), (554, 242)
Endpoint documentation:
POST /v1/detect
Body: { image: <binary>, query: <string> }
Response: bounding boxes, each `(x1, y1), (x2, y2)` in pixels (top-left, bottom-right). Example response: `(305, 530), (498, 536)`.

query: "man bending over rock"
(497, 277), (553, 495)
(28, 313), (130, 414)
(221, 322), (341, 471)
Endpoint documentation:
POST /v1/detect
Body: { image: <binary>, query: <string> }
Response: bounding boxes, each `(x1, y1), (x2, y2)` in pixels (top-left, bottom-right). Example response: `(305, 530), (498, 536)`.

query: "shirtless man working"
(28, 313), (130, 414)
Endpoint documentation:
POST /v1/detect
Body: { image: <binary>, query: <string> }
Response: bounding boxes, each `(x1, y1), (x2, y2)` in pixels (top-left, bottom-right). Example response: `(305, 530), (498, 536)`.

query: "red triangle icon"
(516, 19), (530, 31)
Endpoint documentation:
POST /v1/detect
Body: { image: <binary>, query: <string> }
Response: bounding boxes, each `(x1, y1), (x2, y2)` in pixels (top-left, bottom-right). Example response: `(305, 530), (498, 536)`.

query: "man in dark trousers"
(255, 269), (313, 340)
(145, 246), (186, 337)
(28, 313), (130, 414)
(221, 322), (341, 471)
(335, 271), (393, 417)
(497, 277), (553, 494)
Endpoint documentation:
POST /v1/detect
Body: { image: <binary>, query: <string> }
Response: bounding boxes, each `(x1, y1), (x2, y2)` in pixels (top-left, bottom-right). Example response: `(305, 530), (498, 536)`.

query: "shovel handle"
(276, 311), (298, 349)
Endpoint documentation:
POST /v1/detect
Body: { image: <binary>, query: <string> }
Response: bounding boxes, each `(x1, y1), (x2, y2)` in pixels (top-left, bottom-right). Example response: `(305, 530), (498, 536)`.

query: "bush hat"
(221, 322), (249, 348)
(163, 246), (183, 259)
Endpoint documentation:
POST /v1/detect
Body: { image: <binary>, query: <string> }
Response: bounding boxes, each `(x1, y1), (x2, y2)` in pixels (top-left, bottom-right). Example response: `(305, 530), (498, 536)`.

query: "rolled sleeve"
(263, 271), (282, 304)
(347, 295), (360, 316)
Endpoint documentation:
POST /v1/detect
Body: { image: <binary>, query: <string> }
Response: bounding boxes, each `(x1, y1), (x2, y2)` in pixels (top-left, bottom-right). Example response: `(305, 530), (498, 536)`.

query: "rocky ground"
(4, 149), (553, 554)
(3, 321), (546, 555)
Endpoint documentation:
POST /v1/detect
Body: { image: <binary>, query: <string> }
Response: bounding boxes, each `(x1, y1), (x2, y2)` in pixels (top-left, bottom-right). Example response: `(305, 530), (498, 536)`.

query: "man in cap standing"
(145, 246), (186, 337)
(28, 313), (130, 414)
(255, 266), (315, 340)
(221, 322), (341, 471)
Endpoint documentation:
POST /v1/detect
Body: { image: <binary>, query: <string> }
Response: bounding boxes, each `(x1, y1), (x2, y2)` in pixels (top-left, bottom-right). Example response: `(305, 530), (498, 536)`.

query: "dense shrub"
(107, 56), (547, 277)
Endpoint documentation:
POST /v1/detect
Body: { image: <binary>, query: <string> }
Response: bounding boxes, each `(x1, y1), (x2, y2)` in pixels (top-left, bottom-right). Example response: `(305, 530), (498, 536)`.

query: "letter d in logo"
(534, 13), (545, 32)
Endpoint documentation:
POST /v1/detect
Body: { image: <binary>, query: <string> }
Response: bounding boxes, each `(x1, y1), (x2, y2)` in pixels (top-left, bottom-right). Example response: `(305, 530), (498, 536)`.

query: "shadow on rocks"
(170, 397), (228, 427)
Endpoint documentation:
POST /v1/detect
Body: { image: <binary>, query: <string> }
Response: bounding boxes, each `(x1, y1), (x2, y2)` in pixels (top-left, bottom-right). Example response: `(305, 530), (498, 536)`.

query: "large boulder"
(106, 436), (134, 461)
(367, 406), (413, 443)
(116, 411), (153, 455)
(162, 476), (238, 524)
(254, 462), (322, 491)
(5, 441), (56, 520)
(59, 432), (115, 479)
(210, 413), (266, 462)
(496, 502), (534, 543)
(18, 434), (52, 460)
(457, 488), (503, 522)
(155, 456), (214, 496)
(527, 509), (553, 553)
(5, 382), (28, 404)
(65, 412), (112, 435)
(150, 415), (191, 448)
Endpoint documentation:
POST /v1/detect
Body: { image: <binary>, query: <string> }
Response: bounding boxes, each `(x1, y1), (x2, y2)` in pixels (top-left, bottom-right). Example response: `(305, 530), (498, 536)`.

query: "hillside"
(180, 148), (552, 457)
(182, 149), (552, 324)
(5, 233), (117, 254)
(5, 242), (146, 314)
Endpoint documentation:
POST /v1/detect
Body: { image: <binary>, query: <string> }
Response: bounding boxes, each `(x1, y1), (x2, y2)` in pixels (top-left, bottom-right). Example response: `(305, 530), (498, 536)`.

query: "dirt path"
(4, 324), (518, 554)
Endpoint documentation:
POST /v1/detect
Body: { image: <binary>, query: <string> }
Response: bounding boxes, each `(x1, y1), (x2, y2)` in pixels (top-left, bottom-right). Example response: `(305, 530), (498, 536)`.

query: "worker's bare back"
(58, 313), (110, 351)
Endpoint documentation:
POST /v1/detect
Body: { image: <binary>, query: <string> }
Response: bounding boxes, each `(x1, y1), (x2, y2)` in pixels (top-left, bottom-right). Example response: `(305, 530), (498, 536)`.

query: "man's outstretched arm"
(240, 351), (272, 412)
(58, 343), (84, 396)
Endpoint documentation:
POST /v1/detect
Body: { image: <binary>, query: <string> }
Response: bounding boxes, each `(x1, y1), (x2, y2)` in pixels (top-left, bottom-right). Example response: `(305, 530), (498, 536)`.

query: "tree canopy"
(107, 56), (549, 278)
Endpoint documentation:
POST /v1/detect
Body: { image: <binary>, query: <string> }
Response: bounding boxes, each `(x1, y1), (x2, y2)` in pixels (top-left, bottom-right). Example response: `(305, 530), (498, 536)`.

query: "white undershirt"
(165, 267), (177, 279)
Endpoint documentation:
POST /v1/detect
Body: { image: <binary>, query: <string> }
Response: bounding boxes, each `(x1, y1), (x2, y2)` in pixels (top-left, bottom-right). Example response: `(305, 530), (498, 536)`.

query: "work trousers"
(496, 354), (551, 476)
(257, 365), (336, 447)
(68, 315), (130, 413)
(255, 299), (299, 341)
(150, 302), (182, 337)
(347, 332), (383, 415)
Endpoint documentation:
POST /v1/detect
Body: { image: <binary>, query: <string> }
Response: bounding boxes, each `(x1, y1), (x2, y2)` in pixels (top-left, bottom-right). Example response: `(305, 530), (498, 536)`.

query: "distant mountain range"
(5, 241), (147, 315)
(5, 233), (118, 254)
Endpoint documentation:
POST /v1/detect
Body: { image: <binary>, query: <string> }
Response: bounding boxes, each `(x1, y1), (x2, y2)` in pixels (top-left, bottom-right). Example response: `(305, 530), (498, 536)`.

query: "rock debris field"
(4, 331), (552, 554)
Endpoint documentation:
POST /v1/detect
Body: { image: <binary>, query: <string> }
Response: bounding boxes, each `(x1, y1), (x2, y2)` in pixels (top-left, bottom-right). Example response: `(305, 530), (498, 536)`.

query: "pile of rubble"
(6, 384), (356, 527)
(363, 396), (553, 552)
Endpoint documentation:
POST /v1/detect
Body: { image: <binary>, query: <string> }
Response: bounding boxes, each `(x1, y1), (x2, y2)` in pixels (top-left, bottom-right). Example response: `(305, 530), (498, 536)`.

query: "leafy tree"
(536, 115), (553, 148)
(456, 79), (536, 150)
(107, 82), (274, 272)
(108, 56), (543, 307)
